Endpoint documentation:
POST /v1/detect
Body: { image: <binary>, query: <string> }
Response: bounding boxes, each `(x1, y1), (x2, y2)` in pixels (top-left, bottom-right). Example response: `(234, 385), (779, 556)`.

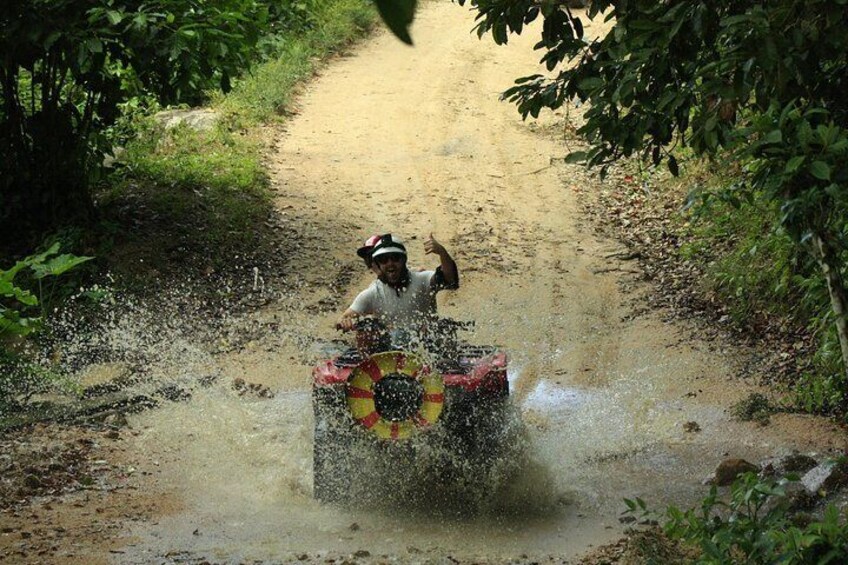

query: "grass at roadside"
(98, 0), (377, 289)
(100, 125), (273, 285)
(675, 160), (814, 328)
(672, 160), (844, 416)
(218, 0), (377, 126)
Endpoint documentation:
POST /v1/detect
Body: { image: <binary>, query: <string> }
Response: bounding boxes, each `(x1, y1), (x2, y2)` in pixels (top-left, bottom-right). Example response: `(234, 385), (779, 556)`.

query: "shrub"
(0, 244), (92, 409)
(626, 474), (848, 563)
(0, 0), (268, 235)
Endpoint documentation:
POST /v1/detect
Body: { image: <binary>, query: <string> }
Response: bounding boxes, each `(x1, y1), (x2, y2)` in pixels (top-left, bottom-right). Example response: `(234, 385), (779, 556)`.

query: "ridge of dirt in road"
(0, 422), (184, 564)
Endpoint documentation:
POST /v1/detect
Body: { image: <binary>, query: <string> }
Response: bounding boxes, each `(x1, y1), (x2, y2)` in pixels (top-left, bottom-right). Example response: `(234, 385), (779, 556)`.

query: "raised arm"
(424, 233), (459, 290)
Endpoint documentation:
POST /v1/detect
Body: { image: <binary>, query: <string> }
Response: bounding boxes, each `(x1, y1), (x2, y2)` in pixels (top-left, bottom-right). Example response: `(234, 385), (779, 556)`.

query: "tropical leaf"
(373, 0), (416, 45)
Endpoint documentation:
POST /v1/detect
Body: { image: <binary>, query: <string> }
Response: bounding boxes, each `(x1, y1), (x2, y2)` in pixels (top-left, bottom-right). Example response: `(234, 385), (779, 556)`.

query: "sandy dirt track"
(2, 2), (846, 564)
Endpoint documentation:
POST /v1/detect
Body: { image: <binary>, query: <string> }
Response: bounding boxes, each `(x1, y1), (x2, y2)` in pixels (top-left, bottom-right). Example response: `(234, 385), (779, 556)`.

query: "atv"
(311, 318), (510, 504)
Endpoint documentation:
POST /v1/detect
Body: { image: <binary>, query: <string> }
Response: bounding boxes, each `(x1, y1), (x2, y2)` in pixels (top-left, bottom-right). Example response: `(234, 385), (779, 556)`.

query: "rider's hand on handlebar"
(336, 316), (358, 332)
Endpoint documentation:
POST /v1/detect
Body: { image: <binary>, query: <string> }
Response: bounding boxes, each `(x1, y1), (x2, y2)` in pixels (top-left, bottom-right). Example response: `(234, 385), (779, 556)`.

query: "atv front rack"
(332, 344), (499, 373)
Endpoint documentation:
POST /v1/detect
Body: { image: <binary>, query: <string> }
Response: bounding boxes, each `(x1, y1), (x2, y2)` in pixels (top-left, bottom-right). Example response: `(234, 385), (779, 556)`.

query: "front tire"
(312, 392), (353, 504)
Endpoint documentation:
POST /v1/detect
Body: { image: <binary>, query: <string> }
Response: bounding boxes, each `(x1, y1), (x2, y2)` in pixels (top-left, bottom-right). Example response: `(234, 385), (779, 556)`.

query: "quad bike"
(311, 318), (510, 504)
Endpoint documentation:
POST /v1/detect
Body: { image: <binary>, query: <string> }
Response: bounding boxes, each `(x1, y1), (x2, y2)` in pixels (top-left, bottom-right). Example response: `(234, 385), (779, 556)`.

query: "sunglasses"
(374, 253), (405, 265)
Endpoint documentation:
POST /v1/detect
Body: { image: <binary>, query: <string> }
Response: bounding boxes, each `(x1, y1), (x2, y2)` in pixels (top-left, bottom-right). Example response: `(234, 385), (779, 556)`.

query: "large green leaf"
(374, 0), (416, 45)
(810, 161), (831, 181)
(784, 155), (805, 173)
(30, 254), (94, 279)
(0, 280), (38, 306)
(764, 129), (782, 144)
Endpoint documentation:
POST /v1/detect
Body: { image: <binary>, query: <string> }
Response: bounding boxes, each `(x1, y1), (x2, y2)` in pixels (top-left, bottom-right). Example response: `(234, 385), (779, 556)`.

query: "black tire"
(443, 396), (512, 465)
(312, 394), (353, 504)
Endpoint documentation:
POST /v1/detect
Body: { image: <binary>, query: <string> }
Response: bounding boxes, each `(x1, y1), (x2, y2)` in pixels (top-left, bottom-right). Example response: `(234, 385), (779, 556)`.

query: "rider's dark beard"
(379, 267), (410, 295)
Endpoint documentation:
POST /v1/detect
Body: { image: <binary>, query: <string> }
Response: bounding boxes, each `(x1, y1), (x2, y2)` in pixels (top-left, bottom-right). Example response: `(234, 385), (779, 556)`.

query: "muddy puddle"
(117, 376), (618, 564)
(13, 273), (846, 564)
(91, 293), (839, 563)
(104, 312), (842, 564)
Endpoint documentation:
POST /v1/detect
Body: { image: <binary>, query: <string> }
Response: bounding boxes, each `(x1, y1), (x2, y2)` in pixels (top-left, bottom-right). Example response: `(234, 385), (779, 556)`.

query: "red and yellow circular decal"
(346, 351), (444, 440)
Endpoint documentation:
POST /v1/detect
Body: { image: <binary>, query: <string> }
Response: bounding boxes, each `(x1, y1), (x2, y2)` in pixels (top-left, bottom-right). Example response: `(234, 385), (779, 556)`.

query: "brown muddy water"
(87, 279), (843, 563)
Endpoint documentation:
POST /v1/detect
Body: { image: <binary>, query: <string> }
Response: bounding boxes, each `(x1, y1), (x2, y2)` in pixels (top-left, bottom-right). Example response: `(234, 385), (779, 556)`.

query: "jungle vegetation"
(459, 0), (848, 416)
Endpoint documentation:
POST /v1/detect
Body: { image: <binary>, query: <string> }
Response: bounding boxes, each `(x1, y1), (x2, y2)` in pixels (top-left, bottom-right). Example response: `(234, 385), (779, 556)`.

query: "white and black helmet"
(370, 234), (407, 259)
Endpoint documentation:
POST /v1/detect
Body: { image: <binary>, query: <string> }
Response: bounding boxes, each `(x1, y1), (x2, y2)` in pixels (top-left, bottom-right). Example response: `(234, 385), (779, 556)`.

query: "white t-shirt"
(349, 270), (437, 332)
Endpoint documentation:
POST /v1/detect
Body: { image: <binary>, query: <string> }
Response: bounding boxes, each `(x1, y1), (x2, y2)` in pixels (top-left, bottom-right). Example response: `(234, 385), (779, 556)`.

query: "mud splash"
(118, 382), (616, 564)
(28, 277), (839, 564)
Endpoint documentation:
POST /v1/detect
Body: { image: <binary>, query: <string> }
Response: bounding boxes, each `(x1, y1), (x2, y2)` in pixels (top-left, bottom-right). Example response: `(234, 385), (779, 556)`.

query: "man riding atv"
(338, 233), (459, 349)
(314, 233), (511, 504)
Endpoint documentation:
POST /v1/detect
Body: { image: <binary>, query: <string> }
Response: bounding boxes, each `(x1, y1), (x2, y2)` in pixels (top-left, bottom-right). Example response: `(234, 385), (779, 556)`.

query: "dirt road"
(3, 2), (845, 564)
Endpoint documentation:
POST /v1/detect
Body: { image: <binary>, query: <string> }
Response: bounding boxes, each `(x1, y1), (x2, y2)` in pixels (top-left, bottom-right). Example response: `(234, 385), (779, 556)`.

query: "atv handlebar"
(335, 317), (384, 332)
(336, 317), (474, 332)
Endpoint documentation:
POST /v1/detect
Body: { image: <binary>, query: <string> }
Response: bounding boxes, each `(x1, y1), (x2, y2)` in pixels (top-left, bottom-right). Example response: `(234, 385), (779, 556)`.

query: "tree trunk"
(0, 97), (95, 251)
(812, 232), (848, 379)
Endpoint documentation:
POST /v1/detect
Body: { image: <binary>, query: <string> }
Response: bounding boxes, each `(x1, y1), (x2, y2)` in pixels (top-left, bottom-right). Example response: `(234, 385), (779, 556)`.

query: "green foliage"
(675, 172), (846, 414)
(462, 0), (848, 223)
(679, 174), (848, 414)
(1, 243), (93, 337)
(0, 0), (384, 238)
(665, 474), (790, 562)
(0, 269), (39, 339)
(461, 0), (848, 398)
(2, 0), (378, 406)
(121, 123), (265, 197)
(103, 120), (269, 276)
(267, 0), (324, 36)
(680, 192), (805, 325)
(625, 475), (848, 563)
(91, 0), (375, 288)
(463, 0), (848, 172)
(0, 0), (268, 232)
(668, 153), (848, 414)
(1, 244), (92, 410)
(794, 371), (848, 419)
(737, 104), (848, 247)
